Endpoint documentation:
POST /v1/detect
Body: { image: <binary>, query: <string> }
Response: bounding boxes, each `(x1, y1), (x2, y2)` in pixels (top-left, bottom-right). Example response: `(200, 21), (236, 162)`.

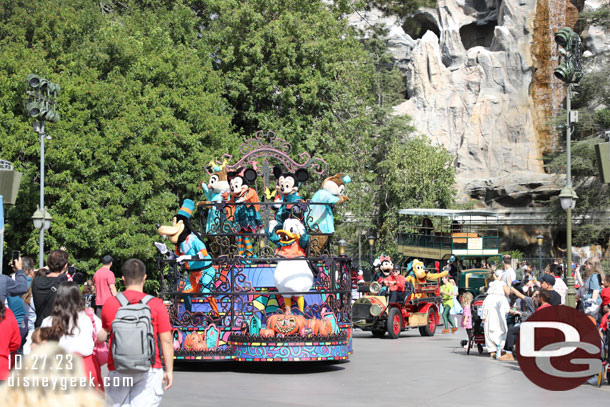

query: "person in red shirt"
(0, 301), (21, 381)
(102, 258), (173, 407)
(600, 275), (610, 308)
(536, 289), (553, 310)
(93, 255), (117, 318)
(383, 266), (407, 303)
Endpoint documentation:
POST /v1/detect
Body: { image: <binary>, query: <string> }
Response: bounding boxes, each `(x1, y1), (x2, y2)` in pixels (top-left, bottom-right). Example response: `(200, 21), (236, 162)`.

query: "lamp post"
(338, 239), (347, 256)
(25, 74), (60, 268)
(32, 206), (52, 268)
(367, 234), (376, 268)
(536, 233), (544, 279)
(559, 187), (578, 308)
(554, 27), (583, 309)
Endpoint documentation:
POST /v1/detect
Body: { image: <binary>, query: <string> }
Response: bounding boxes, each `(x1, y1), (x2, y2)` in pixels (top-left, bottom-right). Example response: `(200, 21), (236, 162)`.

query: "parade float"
(156, 131), (353, 362)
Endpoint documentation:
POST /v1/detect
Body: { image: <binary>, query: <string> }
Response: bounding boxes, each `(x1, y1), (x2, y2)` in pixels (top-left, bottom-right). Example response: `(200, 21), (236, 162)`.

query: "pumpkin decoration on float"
(301, 318), (333, 336)
(184, 332), (206, 351)
(265, 313), (306, 335)
(259, 328), (275, 338)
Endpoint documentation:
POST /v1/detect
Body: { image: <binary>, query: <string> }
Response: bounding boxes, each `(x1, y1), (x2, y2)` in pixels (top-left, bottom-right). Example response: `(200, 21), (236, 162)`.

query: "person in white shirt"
(40, 282), (107, 390)
(501, 255), (516, 290)
(547, 264), (567, 304)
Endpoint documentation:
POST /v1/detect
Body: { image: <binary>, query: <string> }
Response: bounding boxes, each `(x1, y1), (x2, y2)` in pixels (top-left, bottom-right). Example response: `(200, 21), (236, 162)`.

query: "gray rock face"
(349, 1), (555, 205)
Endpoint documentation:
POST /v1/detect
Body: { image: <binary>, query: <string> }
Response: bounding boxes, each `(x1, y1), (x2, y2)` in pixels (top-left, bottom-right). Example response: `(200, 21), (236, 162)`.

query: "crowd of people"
(463, 254), (609, 363)
(0, 249), (174, 407)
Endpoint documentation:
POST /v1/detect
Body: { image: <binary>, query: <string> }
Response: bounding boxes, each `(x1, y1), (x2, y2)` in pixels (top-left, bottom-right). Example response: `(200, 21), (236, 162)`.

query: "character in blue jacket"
(157, 199), (218, 314)
(198, 162), (231, 234)
(306, 173), (350, 250)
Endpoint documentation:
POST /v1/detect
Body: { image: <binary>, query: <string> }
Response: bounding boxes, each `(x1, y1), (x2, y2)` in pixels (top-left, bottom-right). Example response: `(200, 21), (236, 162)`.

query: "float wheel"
(419, 308), (437, 337)
(387, 308), (401, 339)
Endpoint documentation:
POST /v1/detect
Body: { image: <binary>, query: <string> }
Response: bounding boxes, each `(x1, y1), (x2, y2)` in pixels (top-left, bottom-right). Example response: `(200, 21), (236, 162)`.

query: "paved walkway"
(161, 328), (609, 407)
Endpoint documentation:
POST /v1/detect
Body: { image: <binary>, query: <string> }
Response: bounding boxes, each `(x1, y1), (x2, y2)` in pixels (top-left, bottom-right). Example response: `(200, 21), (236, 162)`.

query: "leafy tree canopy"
(0, 0), (456, 281)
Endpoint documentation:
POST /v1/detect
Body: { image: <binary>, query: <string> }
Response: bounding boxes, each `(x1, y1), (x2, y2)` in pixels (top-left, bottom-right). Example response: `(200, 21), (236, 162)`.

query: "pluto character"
(406, 259), (449, 287)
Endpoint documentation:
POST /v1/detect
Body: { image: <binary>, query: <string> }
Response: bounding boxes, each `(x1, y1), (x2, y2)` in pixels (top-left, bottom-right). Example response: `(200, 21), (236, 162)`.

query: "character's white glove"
(176, 255), (191, 263)
(154, 242), (168, 254)
(268, 220), (278, 233)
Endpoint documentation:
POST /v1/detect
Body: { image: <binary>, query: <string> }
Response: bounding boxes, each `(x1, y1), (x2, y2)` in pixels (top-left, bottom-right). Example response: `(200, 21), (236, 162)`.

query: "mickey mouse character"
(157, 199), (219, 314)
(306, 173), (351, 250)
(197, 162), (231, 234)
(273, 166), (309, 224)
(227, 168), (262, 256)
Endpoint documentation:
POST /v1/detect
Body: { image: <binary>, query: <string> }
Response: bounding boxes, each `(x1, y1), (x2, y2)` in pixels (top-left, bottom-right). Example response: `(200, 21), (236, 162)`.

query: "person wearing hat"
(539, 274), (561, 306)
(93, 254), (117, 318)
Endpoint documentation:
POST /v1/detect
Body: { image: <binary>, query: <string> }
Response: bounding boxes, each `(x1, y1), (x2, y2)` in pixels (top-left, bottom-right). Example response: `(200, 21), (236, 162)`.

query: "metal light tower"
(25, 74), (60, 268)
(554, 27), (583, 308)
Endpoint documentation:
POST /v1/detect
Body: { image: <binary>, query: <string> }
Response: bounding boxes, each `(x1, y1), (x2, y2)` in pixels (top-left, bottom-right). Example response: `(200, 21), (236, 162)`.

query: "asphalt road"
(161, 327), (610, 407)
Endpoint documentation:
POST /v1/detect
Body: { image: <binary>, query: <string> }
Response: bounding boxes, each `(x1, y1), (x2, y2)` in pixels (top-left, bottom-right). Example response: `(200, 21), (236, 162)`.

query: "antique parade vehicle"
(156, 131), (353, 362)
(352, 279), (440, 339)
(396, 208), (500, 294)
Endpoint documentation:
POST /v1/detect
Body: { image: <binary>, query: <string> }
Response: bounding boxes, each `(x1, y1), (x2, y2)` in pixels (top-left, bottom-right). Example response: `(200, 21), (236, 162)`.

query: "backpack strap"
(116, 292), (129, 307)
(140, 295), (154, 305)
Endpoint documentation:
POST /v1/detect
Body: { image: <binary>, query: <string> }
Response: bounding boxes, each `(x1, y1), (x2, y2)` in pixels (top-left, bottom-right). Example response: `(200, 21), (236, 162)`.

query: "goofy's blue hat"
(177, 199), (195, 219)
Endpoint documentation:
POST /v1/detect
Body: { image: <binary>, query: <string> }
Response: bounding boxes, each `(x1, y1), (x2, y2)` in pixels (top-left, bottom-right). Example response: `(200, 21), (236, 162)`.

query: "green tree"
(0, 0), (238, 282)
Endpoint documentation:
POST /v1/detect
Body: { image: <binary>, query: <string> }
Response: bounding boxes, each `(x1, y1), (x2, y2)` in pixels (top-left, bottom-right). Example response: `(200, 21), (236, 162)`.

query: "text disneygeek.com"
(7, 374), (134, 390)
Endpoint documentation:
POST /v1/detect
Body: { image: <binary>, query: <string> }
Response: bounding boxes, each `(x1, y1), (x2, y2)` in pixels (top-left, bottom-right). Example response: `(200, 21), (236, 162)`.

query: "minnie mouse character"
(228, 168), (262, 256)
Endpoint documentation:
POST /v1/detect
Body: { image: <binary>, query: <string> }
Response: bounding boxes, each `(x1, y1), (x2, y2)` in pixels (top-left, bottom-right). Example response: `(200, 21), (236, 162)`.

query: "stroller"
(460, 294), (486, 354)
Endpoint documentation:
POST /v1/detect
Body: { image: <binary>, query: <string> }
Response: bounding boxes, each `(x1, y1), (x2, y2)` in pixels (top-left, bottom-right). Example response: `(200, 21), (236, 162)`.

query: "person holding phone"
(0, 252), (28, 304)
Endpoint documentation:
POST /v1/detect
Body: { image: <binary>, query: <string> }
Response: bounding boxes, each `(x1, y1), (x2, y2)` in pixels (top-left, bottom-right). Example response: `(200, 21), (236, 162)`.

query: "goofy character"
(268, 217), (312, 313)
(157, 199), (219, 315)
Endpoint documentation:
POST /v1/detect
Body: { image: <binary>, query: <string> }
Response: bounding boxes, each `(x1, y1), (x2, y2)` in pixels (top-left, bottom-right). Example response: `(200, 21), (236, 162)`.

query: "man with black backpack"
(101, 258), (173, 407)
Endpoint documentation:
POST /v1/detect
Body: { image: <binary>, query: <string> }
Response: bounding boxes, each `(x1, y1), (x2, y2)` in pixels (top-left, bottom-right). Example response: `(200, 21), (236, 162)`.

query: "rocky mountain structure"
(348, 0), (603, 207)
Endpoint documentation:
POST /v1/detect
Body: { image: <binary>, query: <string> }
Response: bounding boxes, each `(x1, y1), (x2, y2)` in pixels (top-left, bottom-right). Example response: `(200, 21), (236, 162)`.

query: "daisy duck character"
(156, 199), (219, 314)
(227, 168), (262, 256)
(269, 217), (312, 313)
(197, 161), (231, 234)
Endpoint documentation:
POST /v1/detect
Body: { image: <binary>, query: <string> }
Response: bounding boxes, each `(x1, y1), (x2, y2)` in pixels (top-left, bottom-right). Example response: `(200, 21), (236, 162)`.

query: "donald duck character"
(157, 199), (219, 315)
(268, 217), (312, 313)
